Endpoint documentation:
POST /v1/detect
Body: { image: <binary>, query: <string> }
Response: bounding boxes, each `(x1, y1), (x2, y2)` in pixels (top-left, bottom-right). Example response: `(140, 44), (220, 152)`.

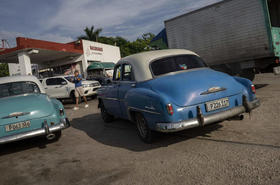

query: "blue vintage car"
(97, 49), (260, 143)
(0, 75), (70, 144)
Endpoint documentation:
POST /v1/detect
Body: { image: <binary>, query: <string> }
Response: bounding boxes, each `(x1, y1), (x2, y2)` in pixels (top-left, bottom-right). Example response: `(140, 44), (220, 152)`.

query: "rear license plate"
(206, 98), (230, 112)
(5, 121), (31, 132)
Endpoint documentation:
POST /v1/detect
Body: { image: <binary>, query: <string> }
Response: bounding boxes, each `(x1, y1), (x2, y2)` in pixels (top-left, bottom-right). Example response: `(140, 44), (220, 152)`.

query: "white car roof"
(42, 75), (99, 83)
(117, 49), (199, 82)
(0, 75), (46, 93)
(42, 75), (71, 79)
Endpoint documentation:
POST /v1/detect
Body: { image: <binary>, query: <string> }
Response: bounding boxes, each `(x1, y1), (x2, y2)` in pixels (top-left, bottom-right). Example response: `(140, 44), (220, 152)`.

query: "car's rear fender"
(233, 76), (256, 101)
(125, 87), (171, 129)
(50, 98), (66, 119)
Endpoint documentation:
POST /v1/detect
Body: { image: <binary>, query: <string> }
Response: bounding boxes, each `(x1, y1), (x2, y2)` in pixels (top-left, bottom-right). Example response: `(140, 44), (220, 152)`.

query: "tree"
(78, 26), (155, 57)
(78, 26), (103, 42)
(0, 63), (9, 77)
(141, 33), (155, 44)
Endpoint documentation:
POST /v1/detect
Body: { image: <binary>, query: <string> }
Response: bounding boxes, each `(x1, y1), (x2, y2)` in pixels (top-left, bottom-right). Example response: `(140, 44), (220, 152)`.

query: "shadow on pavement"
(0, 136), (58, 156)
(61, 97), (96, 110)
(254, 84), (269, 90)
(71, 113), (223, 152)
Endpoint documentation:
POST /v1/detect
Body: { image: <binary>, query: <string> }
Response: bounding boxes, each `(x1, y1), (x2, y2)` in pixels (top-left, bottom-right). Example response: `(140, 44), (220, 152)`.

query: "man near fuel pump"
(72, 70), (89, 110)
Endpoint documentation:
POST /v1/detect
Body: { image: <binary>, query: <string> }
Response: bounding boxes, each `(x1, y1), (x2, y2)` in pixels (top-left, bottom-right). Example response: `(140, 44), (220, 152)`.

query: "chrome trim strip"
(200, 87), (226, 95)
(101, 97), (125, 102)
(144, 105), (156, 110)
(102, 97), (119, 101)
(0, 118), (70, 144)
(245, 98), (260, 111)
(128, 106), (161, 115)
(156, 106), (245, 133)
(2, 112), (30, 119)
(156, 98), (259, 133)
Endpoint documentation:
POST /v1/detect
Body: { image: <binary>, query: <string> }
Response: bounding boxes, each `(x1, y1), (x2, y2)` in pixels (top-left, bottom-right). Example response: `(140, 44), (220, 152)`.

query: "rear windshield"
(151, 55), (207, 76)
(0, 81), (40, 98)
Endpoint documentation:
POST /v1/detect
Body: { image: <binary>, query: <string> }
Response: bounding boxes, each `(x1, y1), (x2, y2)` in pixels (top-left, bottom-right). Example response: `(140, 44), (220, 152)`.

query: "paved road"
(0, 73), (279, 185)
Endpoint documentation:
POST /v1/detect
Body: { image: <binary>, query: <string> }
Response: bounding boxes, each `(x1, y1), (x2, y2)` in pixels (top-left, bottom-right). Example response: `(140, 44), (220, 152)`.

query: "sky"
(0, 0), (221, 47)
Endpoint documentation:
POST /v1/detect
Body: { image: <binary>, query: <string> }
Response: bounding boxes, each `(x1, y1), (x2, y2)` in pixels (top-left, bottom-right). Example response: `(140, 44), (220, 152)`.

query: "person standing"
(73, 70), (89, 110)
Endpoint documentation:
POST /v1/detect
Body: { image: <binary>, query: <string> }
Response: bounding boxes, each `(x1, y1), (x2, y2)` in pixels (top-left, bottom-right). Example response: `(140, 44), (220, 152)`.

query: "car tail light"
(59, 109), (64, 116)
(251, 84), (256, 94)
(166, 104), (174, 115)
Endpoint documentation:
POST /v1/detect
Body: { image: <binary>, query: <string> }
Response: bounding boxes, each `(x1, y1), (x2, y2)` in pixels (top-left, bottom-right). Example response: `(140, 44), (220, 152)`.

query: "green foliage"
(79, 25), (155, 57)
(78, 26), (103, 42)
(0, 63), (9, 77)
(99, 33), (155, 57)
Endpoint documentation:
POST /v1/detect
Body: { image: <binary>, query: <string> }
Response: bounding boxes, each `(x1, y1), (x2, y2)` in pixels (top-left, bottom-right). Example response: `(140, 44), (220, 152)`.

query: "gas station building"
(0, 37), (121, 78)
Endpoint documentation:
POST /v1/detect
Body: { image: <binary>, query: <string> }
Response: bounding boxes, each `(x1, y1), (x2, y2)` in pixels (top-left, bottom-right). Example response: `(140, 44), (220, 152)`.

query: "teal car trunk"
(0, 94), (55, 125)
(0, 76), (70, 144)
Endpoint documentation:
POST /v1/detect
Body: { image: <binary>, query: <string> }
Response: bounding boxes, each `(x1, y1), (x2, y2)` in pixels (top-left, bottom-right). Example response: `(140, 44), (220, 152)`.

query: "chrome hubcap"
(137, 117), (148, 138)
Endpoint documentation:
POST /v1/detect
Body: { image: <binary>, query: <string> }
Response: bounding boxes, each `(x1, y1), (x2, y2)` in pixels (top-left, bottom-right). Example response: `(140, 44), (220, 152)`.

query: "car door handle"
(131, 83), (136, 87)
(45, 88), (48, 89)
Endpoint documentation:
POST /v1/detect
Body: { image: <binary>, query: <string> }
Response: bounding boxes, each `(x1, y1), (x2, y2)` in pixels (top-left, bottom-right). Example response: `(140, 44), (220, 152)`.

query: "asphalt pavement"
(0, 73), (279, 185)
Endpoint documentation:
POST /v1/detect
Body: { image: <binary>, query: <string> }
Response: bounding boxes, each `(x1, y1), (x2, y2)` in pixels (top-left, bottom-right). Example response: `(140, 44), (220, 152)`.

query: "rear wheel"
(54, 130), (62, 140)
(135, 113), (154, 143)
(100, 102), (114, 123)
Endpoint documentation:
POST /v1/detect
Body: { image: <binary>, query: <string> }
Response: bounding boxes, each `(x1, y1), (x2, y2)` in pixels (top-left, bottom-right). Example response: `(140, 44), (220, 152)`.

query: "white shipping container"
(165, 0), (275, 66)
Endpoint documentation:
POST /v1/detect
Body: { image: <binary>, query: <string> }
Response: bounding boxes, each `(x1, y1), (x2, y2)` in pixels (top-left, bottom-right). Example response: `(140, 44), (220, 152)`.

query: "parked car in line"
(0, 75), (70, 144)
(40, 76), (101, 103)
(97, 49), (260, 143)
(87, 62), (115, 85)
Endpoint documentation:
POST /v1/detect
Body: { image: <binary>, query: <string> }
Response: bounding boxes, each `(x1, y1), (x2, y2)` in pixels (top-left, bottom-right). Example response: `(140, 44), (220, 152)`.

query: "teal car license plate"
(206, 98), (230, 112)
(5, 121), (31, 132)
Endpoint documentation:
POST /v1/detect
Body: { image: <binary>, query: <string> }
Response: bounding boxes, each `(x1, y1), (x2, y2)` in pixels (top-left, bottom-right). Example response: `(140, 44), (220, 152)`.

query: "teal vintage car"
(0, 75), (70, 144)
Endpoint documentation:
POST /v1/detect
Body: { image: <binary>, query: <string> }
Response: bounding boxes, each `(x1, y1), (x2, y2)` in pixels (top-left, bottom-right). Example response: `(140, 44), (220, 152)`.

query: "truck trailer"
(164, 0), (280, 80)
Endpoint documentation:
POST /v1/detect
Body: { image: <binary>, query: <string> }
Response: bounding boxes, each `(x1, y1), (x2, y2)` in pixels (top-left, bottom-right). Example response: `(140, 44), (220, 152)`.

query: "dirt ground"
(0, 73), (279, 185)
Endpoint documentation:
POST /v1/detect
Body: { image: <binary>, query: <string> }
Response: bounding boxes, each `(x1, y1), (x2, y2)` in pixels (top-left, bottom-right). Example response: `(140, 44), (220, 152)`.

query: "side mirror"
(61, 81), (67, 85)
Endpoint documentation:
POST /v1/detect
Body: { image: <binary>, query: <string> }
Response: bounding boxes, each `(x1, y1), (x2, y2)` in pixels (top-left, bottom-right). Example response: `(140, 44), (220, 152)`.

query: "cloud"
(45, 0), (170, 32)
(35, 33), (74, 43)
(1, 0), (222, 43)
(178, 0), (222, 14)
(43, 0), (222, 40)
(0, 30), (25, 47)
(0, 30), (74, 47)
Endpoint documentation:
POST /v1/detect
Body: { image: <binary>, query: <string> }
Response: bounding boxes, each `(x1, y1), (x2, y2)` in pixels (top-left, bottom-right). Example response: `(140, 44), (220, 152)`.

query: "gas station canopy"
(0, 37), (83, 64)
(0, 37), (121, 77)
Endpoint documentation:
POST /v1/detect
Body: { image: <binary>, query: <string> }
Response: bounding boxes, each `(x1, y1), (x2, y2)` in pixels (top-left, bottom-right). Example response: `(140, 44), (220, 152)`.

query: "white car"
(40, 76), (101, 103)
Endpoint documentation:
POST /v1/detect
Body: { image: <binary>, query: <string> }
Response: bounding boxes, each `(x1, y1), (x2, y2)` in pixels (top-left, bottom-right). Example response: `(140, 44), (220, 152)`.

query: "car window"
(46, 78), (57, 86)
(46, 78), (66, 85)
(65, 76), (74, 82)
(0, 81), (40, 98)
(113, 65), (122, 81)
(150, 55), (207, 76)
(56, 78), (67, 85)
(122, 64), (133, 81)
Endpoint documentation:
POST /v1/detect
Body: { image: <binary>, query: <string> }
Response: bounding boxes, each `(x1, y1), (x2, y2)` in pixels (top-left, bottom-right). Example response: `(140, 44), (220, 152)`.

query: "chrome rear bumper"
(0, 118), (70, 144)
(156, 98), (260, 133)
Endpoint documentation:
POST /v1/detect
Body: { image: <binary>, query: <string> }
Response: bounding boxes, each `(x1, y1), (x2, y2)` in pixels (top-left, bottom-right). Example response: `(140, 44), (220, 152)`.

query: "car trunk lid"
(0, 94), (55, 125)
(150, 68), (243, 107)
